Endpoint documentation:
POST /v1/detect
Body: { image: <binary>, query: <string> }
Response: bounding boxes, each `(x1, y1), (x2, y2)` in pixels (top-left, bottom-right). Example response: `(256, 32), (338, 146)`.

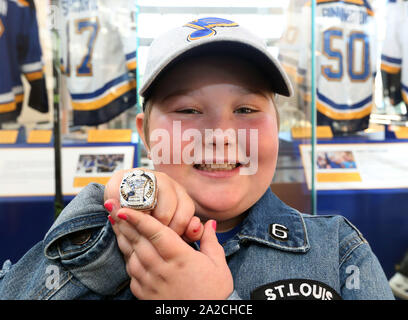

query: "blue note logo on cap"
(184, 17), (238, 41)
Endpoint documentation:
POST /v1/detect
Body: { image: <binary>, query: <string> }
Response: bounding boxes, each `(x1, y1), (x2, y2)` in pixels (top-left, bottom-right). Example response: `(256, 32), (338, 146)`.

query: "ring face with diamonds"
(119, 170), (157, 210)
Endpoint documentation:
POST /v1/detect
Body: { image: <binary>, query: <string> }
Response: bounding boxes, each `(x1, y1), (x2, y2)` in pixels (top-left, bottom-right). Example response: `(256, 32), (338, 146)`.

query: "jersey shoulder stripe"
(72, 79), (136, 111)
(381, 58), (401, 75)
(402, 84), (408, 104)
(10, 0), (29, 7)
(317, 89), (373, 120)
(70, 73), (130, 101)
(125, 51), (136, 61)
(381, 54), (402, 65)
(125, 51), (137, 71)
(73, 90), (136, 126)
(317, 102), (372, 120)
(317, 89), (373, 110)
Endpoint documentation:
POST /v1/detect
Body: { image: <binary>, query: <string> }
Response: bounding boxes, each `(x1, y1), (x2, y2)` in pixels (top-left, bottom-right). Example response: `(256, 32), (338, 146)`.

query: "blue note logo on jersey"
(184, 17), (238, 41)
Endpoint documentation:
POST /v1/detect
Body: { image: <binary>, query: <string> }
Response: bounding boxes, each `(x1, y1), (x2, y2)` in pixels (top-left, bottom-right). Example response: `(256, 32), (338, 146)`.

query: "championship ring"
(119, 169), (158, 210)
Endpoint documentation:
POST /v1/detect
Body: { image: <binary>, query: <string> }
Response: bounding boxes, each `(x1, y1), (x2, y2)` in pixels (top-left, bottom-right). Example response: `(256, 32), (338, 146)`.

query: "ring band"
(119, 169), (158, 210)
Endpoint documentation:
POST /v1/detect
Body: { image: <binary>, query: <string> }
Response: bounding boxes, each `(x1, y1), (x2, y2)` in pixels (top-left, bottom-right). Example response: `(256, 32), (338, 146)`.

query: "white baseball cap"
(140, 17), (293, 105)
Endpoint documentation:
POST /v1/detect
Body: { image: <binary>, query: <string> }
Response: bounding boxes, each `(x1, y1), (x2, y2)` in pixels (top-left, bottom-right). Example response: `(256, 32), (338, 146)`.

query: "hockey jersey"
(298, 0), (377, 134)
(278, 0), (310, 114)
(381, 0), (408, 106)
(57, 0), (137, 126)
(0, 0), (48, 124)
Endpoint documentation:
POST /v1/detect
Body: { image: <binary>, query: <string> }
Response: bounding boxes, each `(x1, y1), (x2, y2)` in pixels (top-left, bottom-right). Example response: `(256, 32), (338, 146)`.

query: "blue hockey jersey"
(0, 0), (48, 124)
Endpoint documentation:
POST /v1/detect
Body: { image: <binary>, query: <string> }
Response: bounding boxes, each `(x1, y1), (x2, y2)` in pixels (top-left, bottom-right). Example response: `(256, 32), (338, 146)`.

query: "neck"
(201, 211), (248, 233)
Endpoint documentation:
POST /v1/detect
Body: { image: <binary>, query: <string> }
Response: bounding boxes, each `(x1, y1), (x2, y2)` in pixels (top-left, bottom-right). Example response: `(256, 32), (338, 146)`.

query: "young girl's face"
(138, 56), (279, 231)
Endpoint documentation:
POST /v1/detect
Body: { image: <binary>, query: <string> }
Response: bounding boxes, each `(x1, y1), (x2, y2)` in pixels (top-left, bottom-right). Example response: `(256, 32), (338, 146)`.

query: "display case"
(277, 0), (408, 279)
(0, 0), (407, 281)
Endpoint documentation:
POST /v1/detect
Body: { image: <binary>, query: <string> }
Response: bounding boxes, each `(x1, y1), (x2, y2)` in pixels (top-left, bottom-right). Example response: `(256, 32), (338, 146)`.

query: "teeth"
(194, 163), (239, 171)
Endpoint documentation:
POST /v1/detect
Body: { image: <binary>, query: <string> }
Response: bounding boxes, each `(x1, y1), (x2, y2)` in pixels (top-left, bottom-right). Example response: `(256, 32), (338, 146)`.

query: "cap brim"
(140, 40), (293, 101)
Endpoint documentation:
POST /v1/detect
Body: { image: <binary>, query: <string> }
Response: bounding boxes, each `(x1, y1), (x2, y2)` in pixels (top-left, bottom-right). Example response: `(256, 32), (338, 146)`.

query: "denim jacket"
(0, 183), (394, 300)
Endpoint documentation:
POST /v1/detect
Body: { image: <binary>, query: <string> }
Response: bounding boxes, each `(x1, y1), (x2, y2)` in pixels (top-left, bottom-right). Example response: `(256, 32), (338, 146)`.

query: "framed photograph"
(63, 145), (135, 195)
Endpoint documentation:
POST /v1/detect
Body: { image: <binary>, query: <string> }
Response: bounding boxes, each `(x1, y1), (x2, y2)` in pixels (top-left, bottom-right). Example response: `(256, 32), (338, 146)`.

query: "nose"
(205, 128), (235, 147)
(201, 111), (239, 164)
(204, 110), (236, 147)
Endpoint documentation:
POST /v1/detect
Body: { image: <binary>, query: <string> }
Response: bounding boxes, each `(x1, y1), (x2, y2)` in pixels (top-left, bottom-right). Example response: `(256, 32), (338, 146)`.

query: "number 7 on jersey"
(63, 17), (99, 77)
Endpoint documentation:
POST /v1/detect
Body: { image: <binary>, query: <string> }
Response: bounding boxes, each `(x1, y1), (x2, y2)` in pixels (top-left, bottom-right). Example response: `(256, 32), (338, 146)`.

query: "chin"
(192, 188), (248, 214)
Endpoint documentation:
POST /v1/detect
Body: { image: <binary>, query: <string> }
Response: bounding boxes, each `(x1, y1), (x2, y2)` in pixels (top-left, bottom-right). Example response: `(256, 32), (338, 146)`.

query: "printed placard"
(0, 130), (18, 144)
(291, 126), (333, 139)
(27, 130), (52, 144)
(0, 145), (135, 197)
(300, 143), (408, 190)
(394, 127), (408, 139)
(87, 129), (132, 143)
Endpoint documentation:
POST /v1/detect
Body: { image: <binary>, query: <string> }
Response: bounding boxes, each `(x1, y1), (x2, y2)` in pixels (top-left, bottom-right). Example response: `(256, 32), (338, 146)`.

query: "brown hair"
(142, 99), (154, 147)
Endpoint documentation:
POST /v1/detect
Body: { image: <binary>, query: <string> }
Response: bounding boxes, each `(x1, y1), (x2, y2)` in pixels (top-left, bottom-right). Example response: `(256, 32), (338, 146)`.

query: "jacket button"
(68, 230), (92, 245)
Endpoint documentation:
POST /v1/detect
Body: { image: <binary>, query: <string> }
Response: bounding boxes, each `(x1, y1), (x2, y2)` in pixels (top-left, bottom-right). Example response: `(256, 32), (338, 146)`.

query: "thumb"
(199, 220), (225, 264)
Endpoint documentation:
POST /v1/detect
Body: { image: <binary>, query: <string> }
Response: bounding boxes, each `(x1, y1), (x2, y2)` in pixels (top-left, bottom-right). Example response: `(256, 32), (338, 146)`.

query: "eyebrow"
(159, 89), (194, 104)
(233, 86), (270, 98)
(159, 86), (271, 104)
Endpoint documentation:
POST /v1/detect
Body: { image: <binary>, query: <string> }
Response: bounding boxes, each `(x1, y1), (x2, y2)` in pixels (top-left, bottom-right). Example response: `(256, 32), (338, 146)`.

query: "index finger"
(117, 207), (192, 260)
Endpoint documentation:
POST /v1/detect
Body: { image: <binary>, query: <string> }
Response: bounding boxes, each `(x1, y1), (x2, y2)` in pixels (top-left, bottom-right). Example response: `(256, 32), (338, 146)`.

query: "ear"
(135, 113), (150, 157)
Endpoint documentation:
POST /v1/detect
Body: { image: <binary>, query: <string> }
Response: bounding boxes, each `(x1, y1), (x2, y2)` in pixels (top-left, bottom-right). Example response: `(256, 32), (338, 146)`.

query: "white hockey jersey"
(58, 0), (137, 126)
(381, 0), (408, 105)
(298, 0), (377, 134)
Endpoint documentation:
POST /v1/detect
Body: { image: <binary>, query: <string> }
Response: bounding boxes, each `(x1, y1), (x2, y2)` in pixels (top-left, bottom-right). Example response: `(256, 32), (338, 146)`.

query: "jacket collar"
(223, 188), (310, 256)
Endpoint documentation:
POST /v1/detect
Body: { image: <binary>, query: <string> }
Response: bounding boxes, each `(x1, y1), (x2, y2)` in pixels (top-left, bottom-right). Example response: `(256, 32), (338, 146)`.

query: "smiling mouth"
(193, 163), (242, 171)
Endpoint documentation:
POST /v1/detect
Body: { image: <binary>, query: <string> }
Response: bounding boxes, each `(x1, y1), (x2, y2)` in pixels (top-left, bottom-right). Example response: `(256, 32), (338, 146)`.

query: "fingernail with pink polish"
(212, 220), (217, 231)
(118, 213), (128, 221)
(104, 202), (113, 213)
(108, 215), (115, 225)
